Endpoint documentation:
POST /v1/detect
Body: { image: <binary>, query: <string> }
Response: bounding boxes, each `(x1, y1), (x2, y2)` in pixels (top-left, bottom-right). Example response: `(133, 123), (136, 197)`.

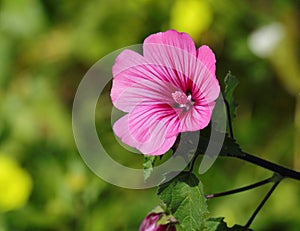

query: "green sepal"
(143, 155), (157, 181)
(224, 71), (239, 120)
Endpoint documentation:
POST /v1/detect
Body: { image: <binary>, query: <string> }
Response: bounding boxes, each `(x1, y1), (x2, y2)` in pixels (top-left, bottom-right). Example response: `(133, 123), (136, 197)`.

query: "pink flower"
(111, 30), (220, 155)
(139, 212), (176, 231)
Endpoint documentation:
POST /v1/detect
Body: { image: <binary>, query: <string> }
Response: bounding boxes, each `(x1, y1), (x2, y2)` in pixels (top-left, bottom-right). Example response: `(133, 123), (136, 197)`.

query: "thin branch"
(244, 178), (282, 228)
(205, 176), (273, 199)
(232, 152), (300, 181)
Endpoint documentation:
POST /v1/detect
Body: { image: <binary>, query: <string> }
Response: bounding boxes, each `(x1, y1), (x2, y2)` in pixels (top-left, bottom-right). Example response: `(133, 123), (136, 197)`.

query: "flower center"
(171, 91), (194, 111)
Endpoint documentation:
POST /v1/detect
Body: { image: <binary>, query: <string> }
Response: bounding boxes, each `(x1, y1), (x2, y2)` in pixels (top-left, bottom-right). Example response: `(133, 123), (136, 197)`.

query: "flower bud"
(139, 212), (176, 231)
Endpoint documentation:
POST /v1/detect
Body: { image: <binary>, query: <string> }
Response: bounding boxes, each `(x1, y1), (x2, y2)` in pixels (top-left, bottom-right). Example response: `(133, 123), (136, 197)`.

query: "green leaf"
(224, 72), (239, 120)
(158, 172), (208, 231)
(204, 217), (228, 231)
(219, 135), (244, 157)
(204, 217), (253, 231)
(143, 155), (157, 180)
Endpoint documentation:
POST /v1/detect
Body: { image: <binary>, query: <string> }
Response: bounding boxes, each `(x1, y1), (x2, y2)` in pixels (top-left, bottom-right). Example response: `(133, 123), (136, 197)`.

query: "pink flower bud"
(139, 212), (176, 231)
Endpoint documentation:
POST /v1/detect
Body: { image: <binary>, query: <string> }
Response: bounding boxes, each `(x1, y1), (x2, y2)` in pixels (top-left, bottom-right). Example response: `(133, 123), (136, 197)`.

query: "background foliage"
(0, 0), (299, 230)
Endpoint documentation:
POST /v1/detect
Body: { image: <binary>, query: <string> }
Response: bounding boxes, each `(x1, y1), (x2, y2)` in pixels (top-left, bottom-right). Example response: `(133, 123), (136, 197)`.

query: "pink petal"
(142, 31), (219, 104)
(190, 67), (220, 105)
(128, 104), (181, 139)
(143, 30), (198, 93)
(128, 105), (180, 144)
(113, 115), (149, 150)
(112, 78), (176, 113)
(189, 45), (220, 103)
(112, 47), (185, 103)
(144, 30), (197, 56)
(138, 122), (176, 155)
(147, 135), (177, 155)
(111, 49), (184, 112)
(180, 103), (215, 132)
(113, 105), (181, 155)
(111, 50), (174, 106)
(113, 114), (168, 156)
(197, 45), (216, 76)
(111, 49), (148, 104)
(112, 49), (146, 77)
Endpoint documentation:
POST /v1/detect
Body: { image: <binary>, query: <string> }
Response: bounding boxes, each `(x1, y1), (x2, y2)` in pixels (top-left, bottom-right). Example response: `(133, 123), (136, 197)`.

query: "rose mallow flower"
(111, 30), (220, 155)
(139, 212), (176, 231)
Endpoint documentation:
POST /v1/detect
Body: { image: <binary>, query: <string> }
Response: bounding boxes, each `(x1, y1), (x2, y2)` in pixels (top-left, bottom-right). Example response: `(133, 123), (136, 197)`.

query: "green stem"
(244, 177), (282, 228)
(231, 152), (300, 181)
(205, 176), (273, 199)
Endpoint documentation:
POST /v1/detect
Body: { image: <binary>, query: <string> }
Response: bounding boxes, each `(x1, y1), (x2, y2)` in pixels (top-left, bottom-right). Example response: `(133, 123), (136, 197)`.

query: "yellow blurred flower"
(170, 0), (213, 39)
(0, 155), (33, 211)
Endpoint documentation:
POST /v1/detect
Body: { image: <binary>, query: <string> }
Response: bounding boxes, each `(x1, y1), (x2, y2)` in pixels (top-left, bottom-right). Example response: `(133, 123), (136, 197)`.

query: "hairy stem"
(205, 176), (273, 199)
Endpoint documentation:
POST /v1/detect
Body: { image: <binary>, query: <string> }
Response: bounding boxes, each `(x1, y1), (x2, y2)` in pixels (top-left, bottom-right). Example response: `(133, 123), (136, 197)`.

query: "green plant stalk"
(230, 151), (300, 181)
(244, 179), (281, 228)
(205, 176), (273, 199)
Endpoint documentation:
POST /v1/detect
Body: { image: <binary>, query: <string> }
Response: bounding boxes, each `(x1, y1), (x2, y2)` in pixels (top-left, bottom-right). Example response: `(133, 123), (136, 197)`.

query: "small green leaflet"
(205, 217), (228, 231)
(143, 155), (157, 180)
(224, 72), (239, 120)
(204, 217), (253, 231)
(158, 172), (208, 231)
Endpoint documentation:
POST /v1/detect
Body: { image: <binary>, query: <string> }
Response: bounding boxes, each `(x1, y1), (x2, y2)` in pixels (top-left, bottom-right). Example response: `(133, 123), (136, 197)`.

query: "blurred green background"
(0, 0), (299, 230)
